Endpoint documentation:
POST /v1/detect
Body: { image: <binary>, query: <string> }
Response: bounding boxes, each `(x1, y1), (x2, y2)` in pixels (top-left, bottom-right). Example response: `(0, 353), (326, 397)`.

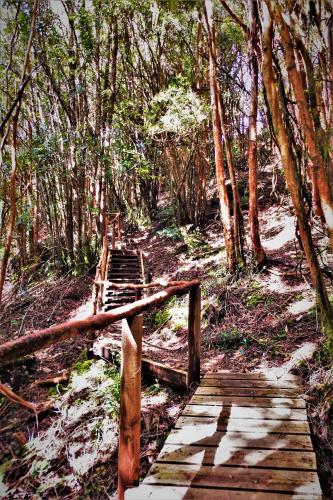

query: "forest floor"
(1, 188), (333, 498)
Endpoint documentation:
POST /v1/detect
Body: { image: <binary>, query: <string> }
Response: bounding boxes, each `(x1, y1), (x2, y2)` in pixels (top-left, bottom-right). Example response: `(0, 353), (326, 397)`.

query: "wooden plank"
(97, 345), (187, 391)
(175, 416), (310, 434)
(203, 372), (300, 382)
(190, 395), (306, 408)
(143, 463), (321, 494)
(182, 404), (308, 420)
(165, 429), (314, 450)
(196, 386), (300, 397)
(126, 485), (321, 499)
(118, 315), (143, 497)
(157, 443), (317, 470)
(188, 286), (201, 386)
(142, 359), (187, 391)
(201, 378), (299, 389)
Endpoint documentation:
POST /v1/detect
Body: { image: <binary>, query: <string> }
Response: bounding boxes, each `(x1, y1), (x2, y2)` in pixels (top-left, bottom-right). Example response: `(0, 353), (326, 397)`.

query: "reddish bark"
(0, 280), (200, 366)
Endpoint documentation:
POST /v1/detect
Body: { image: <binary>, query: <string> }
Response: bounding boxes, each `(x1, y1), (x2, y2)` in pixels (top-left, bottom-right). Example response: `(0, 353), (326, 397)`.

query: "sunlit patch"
(261, 209), (296, 251)
(261, 273), (305, 294)
(213, 444), (233, 465)
(70, 298), (93, 320)
(173, 423), (217, 441)
(288, 296), (314, 315)
(68, 446), (98, 476)
(188, 450), (205, 464)
(145, 392), (168, 406)
(243, 448), (276, 465)
(276, 342), (318, 375)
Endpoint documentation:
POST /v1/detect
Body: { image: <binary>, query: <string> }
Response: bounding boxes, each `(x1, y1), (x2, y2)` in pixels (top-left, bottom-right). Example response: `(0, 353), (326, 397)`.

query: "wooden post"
(118, 314), (143, 499)
(118, 215), (121, 241)
(187, 285), (201, 388)
(112, 221), (116, 249)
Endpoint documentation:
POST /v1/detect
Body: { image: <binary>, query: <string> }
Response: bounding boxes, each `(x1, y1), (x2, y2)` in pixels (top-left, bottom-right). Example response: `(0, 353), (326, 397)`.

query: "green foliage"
(245, 290), (274, 309)
(149, 379), (160, 394)
(103, 365), (121, 417)
(154, 308), (170, 327)
(145, 84), (208, 137)
(48, 385), (68, 398)
(181, 227), (208, 252)
(73, 359), (94, 376)
(78, 7), (94, 57)
(158, 223), (183, 241)
(212, 326), (244, 351)
(153, 205), (174, 221)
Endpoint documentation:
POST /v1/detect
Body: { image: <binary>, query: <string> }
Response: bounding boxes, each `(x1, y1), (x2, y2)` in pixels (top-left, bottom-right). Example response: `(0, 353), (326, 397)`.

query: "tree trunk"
(262, 5), (333, 345)
(266, 0), (333, 249)
(204, 0), (235, 272)
(248, 0), (266, 268)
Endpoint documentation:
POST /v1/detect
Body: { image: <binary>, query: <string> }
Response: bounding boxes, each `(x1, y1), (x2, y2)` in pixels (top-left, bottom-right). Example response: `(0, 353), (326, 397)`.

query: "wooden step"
(107, 278), (142, 283)
(126, 485), (321, 499)
(108, 271), (141, 277)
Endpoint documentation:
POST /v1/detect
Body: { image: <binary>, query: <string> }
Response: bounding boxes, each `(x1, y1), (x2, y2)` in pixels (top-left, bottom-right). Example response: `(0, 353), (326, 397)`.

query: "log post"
(118, 314), (143, 499)
(187, 285), (201, 388)
(112, 221), (116, 249)
(118, 215), (121, 241)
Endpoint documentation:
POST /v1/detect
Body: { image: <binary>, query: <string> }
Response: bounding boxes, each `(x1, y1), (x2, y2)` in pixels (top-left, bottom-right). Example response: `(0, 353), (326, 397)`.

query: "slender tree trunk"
(248, 0), (266, 268)
(262, 6), (333, 344)
(217, 81), (244, 267)
(204, 0), (235, 271)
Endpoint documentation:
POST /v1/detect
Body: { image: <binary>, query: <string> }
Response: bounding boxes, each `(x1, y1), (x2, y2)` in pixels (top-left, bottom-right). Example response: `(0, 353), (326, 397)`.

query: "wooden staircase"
(103, 249), (145, 312)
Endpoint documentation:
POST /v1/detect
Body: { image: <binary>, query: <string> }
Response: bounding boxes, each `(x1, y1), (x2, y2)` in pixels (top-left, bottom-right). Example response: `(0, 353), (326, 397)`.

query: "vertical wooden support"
(118, 314), (143, 499)
(188, 285), (201, 388)
(112, 221), (116, 249)
(118, 215), (121, 241)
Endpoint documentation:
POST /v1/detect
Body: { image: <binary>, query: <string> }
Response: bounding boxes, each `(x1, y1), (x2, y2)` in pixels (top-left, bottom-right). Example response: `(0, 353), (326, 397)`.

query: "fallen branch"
(0, 383), (37, 413)
(33, 370), (70, 386)
(0, 280), (200, 366)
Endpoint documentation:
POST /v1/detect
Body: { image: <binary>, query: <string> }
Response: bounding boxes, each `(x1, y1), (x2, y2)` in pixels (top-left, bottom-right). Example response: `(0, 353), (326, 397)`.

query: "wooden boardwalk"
(126, 371), (322, 499)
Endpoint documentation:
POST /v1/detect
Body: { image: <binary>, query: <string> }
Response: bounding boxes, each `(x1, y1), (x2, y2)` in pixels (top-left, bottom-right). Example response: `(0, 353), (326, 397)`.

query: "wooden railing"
(93, 234), (109, 314)
(107, 212), (121, 250)
(93, 212), (122, 314)
(0, 280), (201, 500)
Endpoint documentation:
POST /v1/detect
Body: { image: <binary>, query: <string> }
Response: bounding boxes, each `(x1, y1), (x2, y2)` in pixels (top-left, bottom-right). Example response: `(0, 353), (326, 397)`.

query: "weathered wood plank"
(143, 463), (321, 494)
(97, 344), (187, 391)
(203, 372), (300, 382)
(125, 485), (321, 500)
(183, 404), (308, 420)
(157, 443), (317, 470)
(190, 394), (306, 408)
(165, 429), (314, 450)
(142, 359), (187, 391)
(196, 386), (300, 397)
(175, 416), (310, 434)
(201, 378), (299, 389)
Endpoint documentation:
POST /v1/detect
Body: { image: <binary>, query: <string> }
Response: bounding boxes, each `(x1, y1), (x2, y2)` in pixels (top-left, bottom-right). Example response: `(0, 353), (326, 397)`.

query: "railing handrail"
(104, 212), (122, 250)
(0, 280), (200, 367)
